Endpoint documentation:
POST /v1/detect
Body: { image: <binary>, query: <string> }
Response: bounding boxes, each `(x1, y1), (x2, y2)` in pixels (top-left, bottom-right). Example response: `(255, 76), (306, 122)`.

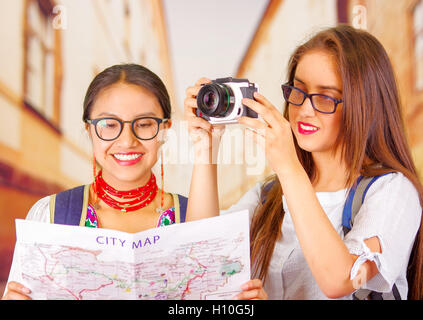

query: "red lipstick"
(298, 122), (320, 135)
(112, 152), (144, 166)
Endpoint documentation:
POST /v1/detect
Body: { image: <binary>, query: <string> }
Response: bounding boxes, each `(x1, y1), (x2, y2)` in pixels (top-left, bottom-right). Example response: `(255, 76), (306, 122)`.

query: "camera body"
(196, 77), (258, 124)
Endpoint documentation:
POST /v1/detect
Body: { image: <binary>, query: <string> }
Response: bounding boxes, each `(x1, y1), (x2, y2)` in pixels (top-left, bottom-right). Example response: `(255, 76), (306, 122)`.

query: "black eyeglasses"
(281, 84), (343, 114)
(86, 117), (169, 141)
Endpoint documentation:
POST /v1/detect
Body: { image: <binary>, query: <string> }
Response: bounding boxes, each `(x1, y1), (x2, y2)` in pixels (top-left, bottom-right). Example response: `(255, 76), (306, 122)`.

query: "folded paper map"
(15, 210), (250, 300)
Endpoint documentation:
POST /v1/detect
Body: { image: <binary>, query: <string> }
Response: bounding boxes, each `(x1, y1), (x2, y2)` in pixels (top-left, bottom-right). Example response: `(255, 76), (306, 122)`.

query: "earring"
(92, 154), (99, 208)
(156, 149), (165, 213)
(160, 149), (164, 210)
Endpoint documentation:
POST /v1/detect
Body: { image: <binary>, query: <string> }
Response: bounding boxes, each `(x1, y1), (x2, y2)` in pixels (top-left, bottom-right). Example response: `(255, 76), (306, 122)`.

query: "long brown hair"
(250, 25), (423, 299)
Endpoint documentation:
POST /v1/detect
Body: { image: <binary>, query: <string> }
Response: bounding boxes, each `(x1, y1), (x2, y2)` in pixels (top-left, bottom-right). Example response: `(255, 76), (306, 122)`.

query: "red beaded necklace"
(93, 170), (158, 213)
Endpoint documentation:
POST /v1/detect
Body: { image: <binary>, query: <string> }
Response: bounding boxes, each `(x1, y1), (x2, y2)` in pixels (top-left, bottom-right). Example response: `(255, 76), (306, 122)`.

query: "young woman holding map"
(3, 64), (188, 300)
(185, 25), (423, 300)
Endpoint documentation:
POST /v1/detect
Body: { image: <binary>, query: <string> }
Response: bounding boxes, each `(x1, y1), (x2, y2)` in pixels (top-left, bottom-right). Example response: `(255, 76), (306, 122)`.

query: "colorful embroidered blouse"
(85, 204), (176, 228)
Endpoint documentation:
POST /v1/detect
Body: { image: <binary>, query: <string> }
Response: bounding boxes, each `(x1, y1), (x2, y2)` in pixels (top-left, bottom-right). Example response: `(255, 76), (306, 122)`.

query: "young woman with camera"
(185, 25), (423, 300)
(3, 64), (187, 300)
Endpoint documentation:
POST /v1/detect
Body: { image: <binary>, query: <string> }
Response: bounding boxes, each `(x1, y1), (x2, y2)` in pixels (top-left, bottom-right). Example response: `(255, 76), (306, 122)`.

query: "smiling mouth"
(298, 122), (319, 135)
(113, 153), (144, 161)
(112, 153), (145, 166)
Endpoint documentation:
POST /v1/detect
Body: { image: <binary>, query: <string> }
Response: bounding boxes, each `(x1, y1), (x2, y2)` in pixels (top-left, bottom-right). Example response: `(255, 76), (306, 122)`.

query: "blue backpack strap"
(342, 173), (393, 235)
(49, 185), (90, 226)
(177, 194), (188, 223)
(342, 175), (365, 234)
(342, 172), (400, 300)
(260, 180), (276, 205)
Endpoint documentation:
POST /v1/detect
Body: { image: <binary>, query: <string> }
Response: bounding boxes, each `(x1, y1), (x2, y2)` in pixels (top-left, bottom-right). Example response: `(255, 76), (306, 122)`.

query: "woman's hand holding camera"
(238, 92), (301, 177)
(184, 78), (225, 164)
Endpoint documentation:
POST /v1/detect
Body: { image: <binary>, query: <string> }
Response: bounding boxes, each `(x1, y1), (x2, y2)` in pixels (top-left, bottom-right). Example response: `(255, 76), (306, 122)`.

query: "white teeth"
(300, 123), (318, 131)
(113, 154), (142, 161)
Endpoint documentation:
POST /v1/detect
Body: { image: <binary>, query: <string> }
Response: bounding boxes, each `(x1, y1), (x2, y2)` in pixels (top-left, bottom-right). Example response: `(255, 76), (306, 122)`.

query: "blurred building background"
(0, 0), (422, 295)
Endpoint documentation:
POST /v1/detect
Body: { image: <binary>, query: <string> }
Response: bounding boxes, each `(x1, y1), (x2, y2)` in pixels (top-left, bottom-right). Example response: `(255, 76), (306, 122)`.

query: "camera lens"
(197, 83), (234, 117)
(202, 91), (219, 110)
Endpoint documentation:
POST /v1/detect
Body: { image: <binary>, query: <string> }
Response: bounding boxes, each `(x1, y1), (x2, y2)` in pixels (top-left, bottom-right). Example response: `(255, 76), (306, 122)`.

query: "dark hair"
(250, 25), (423, 299)
(82, 64), (171, 121)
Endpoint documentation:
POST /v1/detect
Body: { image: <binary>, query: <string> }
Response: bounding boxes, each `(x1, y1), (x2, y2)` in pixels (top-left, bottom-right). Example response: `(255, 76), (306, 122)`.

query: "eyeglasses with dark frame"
(86, 117), (169, 141)
(281, 83), (343, 114)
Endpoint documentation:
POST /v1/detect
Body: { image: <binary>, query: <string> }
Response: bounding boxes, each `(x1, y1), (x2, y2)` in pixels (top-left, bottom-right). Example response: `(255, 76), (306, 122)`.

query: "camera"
(196, 77), (258, 124)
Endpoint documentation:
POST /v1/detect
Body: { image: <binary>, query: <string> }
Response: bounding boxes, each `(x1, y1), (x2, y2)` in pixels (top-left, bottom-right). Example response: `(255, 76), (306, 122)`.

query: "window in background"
(23, 0), (62, 130)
